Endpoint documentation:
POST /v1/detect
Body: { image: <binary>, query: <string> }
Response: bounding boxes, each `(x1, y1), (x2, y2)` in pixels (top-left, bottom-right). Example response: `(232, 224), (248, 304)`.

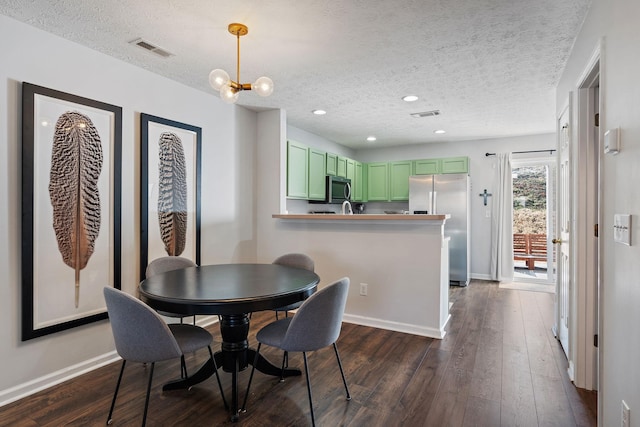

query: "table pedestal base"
(161, 313), (301, 422)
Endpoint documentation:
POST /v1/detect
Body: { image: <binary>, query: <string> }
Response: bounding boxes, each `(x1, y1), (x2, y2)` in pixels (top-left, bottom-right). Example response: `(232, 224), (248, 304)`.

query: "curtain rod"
(485, 149), (556, 157)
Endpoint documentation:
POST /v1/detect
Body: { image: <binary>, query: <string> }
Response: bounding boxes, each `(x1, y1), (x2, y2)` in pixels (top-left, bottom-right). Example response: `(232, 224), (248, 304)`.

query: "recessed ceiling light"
(434, 129), (446, 134)
(402, 95), (419, 102)
(312, 109), (326, 115)
(366, 136), (377, 142)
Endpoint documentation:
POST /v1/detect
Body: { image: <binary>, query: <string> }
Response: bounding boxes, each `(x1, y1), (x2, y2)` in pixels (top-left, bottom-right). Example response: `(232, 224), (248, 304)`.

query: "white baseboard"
(0, 351), (120, 408)
(567, 360), (575, 382)
(342, 313), (447, 339)
(0, 315), (220, 408)
(470, 273), (493, 281)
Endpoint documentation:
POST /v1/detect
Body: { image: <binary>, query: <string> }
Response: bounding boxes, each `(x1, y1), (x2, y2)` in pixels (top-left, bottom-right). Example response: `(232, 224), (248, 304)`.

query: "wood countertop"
(272, 214), (450, 221)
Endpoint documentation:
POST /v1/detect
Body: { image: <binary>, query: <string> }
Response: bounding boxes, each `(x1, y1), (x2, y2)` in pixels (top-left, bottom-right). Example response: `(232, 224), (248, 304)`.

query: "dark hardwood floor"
(0, 280), (597, 426)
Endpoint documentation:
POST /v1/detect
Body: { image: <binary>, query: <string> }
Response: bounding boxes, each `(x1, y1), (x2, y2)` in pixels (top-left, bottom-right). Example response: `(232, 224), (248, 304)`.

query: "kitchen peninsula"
(272, 213), (451, 338)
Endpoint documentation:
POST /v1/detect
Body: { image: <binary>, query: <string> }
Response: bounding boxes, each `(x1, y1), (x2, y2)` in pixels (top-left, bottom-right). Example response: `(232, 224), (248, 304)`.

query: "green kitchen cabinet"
(390, 161), (412, 201)
(346, 159), (355, 182)
(287, 140), (308, 199)
(345, 158), (356, 201)
(353, 161), (364, 201)
(337, 156), (347, 177)
(413, 158), (441, 175)
(326, 152), (338, 176)
(367, 162), (389, 201)
(308, 148), (327, 200)
(441, 156), (469, 174)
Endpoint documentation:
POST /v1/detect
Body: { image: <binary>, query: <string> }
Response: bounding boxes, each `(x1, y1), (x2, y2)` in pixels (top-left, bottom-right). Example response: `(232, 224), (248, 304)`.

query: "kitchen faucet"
(341, 200), (353, 215)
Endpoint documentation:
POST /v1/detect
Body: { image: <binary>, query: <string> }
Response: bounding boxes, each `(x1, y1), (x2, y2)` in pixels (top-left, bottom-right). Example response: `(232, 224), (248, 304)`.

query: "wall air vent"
(129, 38), (174, 58)
(410, 110), (441, 118)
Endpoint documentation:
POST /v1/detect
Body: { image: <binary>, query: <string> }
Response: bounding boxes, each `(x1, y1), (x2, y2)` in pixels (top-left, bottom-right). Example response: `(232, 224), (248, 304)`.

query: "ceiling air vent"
(410, 110), (441, 118)
(129, 38), (174, 58)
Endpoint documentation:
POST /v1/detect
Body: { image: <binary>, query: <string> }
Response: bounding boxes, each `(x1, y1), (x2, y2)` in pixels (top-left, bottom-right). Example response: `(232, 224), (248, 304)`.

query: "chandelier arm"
(236, 31), (241, 88)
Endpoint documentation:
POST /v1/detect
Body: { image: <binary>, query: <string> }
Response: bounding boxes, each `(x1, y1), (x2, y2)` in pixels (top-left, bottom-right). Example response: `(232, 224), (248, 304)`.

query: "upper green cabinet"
(326, 152), (338, 176)
(287, 140), (308, 199)
(286, 141), (329, 200)
(353, 161), (364, 202)
(414, 158), (441, 175)
(390, 161), (412, 201)
(413, 156), (469, 175)
(441, 156), (469, 174)
(337, 156), (347, 177)
(308, 148), (327, 200)
(367, 162), (389, 201)
(287, 141), (468, 202)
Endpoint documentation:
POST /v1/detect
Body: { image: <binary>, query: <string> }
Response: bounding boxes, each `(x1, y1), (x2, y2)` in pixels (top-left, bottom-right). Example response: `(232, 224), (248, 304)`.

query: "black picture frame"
(140, 113), (201, 281)
(21, 82), (122, 341)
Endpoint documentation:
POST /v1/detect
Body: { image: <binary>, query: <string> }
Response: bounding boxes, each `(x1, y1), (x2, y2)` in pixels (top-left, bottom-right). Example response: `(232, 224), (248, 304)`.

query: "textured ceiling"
(0, 0), (591, 148)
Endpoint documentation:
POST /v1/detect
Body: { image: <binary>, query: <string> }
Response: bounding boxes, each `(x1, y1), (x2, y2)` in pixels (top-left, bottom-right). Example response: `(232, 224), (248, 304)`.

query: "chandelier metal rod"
(236, 30), (241, 88)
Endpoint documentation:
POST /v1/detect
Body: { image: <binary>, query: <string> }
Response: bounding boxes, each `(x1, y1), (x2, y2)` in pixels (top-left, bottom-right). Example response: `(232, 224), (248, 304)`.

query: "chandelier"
(208, 23), (274, 104)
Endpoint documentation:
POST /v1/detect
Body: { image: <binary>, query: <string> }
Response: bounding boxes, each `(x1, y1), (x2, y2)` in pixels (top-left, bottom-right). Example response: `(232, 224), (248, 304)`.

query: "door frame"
(570, 40), (603, 392)
(511, 157), (556, 285)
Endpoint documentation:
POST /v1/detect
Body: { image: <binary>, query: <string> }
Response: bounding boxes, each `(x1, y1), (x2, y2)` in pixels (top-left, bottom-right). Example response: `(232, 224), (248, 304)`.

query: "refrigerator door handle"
(431, 191), (437, 214)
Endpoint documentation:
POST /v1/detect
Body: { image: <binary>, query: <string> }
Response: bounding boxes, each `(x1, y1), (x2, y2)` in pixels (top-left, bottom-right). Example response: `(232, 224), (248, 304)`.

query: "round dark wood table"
(139, 263), (319, 422)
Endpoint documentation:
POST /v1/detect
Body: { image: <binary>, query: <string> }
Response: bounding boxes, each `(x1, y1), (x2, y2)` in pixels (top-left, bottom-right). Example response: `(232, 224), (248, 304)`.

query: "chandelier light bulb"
(252, 76), (274, 97)
(209, 69), (230, 91)
(220, 84), (239, 104)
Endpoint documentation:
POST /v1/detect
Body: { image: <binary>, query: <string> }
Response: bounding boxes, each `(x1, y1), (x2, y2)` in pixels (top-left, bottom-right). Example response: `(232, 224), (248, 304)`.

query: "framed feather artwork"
(140, 113), (201, 281)
(21, 83), (122, 341)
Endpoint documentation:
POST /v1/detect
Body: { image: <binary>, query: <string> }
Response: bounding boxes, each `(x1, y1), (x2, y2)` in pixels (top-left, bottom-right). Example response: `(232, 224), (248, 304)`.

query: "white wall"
(287, 128), (555, 279)
(0, 15), (257, 403)
(556, 0), (640, 425)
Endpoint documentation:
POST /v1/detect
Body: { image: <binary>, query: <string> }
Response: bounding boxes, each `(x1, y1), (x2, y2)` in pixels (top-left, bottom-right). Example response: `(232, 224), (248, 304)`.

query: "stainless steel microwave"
(311, 176), (351, 204)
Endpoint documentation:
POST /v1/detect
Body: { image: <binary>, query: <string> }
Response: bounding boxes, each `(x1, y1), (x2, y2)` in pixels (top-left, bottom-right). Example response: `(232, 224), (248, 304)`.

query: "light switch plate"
(614, 214), (631, 245)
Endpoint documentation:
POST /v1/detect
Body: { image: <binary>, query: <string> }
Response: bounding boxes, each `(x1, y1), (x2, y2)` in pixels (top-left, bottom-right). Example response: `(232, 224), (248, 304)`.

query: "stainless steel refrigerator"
(409, 174), (470, 286)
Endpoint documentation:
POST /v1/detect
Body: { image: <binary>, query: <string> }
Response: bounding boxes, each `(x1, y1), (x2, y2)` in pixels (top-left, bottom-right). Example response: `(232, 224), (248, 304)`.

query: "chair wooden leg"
(107, 360), (126, 425)
(302, 352), (316, 427)
(142, 362), (155, 427)
(333, 343), (351, 400)
(241, 342), (261, 412)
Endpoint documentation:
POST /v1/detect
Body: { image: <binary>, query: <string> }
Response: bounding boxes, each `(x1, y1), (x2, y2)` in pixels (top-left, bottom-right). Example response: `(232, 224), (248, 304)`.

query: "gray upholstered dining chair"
(103, 287), (227, 427)
(146, 256), (197, 324)
(272, 253), (315, 319)
(242, 277), (351, 427)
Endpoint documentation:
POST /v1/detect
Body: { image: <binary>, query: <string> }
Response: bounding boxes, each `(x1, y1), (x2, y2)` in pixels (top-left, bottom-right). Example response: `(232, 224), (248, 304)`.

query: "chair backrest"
(280, 277), (349, 352)
(103, 287), (182, 363)
(145, 256), (196, 278)
(272, 253), (315, 272)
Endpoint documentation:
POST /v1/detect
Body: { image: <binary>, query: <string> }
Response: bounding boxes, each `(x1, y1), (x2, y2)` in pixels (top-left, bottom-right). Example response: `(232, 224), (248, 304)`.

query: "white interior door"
(556, 102), (572, 357)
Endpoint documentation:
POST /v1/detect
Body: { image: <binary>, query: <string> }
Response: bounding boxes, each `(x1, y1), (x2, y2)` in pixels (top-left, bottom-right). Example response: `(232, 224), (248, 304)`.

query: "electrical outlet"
(359, 283), (368, 296)
(622, 400), (630, 427)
